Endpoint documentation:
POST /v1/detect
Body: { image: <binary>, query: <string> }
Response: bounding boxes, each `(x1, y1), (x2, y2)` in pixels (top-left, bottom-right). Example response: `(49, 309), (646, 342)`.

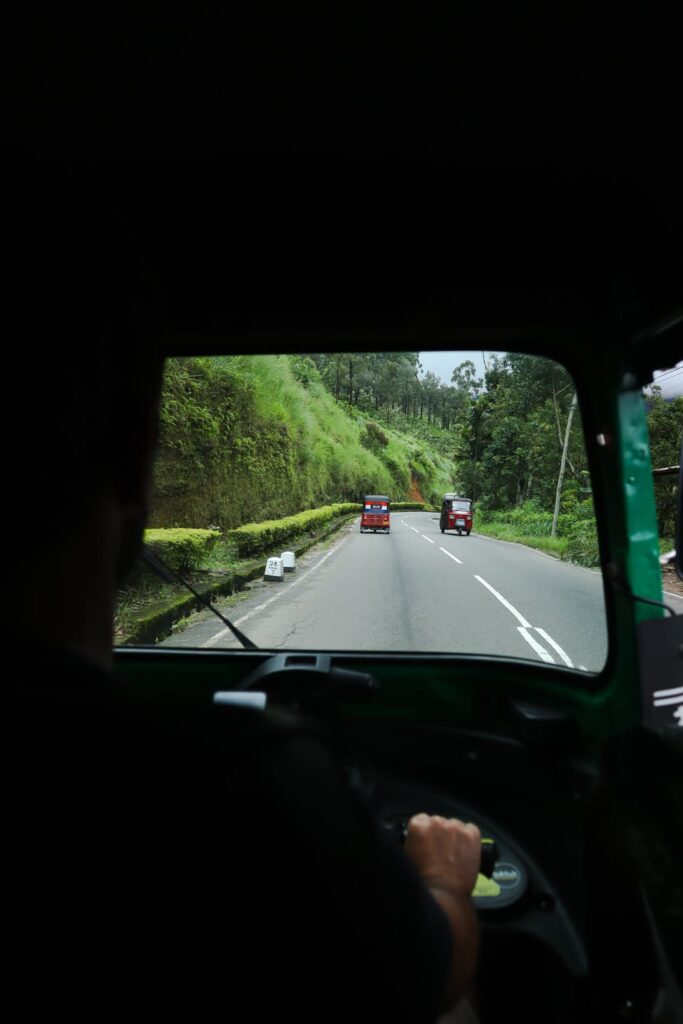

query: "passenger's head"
(4, 163), (165, 583)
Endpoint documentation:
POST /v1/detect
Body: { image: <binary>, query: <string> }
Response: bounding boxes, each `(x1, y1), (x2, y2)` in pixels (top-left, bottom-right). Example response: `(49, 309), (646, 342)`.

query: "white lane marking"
(422, 535), (435, 544)
(663, 590), (683, 601)
(654, 695), (683, 707)
(654, 685), (683, 699)
(473, 576), (582, 670)
(440, 547), (463, 565)
(474, 575), (531, 628)
(534, 628), (574, 668)
(518, 627), (555, 663)
(410, 526), (420, 533)
(201, 543), (342, 647)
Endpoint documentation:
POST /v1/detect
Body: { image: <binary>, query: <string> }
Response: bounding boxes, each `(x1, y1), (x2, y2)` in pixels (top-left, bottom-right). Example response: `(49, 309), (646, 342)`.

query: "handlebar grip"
(479, 838), (499, 878)
(385, 818), (499, 878)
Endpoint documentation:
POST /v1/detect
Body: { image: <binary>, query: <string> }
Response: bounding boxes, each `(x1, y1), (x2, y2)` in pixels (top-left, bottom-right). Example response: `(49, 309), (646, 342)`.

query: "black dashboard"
(212, 654), (597, 1021)
(345, 743), (594, 1022)
(374, 775), (586, 972)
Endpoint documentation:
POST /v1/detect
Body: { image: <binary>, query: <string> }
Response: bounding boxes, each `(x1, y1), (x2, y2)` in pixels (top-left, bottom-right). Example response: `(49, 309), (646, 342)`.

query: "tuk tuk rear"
(440, 494), (473, 536)
(360, 495), (391, 533)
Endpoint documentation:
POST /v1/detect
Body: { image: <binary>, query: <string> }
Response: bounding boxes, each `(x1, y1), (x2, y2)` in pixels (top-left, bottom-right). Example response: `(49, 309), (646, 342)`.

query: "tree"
(552, 392), (577, 537)
(647, 388), (683, 537)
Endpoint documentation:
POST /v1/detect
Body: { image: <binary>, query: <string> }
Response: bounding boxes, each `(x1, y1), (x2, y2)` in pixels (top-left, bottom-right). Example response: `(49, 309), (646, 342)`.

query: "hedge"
(224, 501), (438, 559)
(225, 503), (359, 559)
(143, 528), (221, 573)
(390, 502), (436, 512)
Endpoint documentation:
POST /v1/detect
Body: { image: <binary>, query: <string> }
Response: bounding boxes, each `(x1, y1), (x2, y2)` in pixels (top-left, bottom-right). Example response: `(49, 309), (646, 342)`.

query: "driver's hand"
(404, 813), (481, 899)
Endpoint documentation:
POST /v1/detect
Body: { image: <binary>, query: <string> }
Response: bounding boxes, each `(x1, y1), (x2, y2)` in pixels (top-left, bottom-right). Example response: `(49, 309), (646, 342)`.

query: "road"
(160, 512), (626, 673)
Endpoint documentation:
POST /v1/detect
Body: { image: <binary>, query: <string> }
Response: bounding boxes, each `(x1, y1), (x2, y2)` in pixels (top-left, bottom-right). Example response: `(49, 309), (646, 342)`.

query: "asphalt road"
(159, 512), (631, 673)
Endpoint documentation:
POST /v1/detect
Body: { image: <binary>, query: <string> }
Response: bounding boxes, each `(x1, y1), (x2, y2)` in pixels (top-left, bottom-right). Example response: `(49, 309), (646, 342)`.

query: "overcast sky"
(418, 351), (491, 384)
(651, 362), (683, 400)
(419, 353), (683, 399)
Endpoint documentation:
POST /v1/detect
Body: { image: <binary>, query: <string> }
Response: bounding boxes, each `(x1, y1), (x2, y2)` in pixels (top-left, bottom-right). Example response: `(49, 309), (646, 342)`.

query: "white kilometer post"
(264, 557), (285, 582)
(281, 551), (296, 573)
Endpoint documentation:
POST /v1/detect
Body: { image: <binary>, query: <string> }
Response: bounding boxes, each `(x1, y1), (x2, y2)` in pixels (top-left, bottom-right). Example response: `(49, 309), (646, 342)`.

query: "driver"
(2, 167), (481, 1023)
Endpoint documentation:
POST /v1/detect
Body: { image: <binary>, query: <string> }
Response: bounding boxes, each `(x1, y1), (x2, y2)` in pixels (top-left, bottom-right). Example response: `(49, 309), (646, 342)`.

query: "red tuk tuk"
(440, 493), (473, 535)
(360, 494), (390, 533)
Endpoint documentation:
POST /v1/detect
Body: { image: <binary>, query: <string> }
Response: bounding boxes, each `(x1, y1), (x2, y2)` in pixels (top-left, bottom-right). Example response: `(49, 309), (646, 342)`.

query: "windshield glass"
(116, 350), (611, 674)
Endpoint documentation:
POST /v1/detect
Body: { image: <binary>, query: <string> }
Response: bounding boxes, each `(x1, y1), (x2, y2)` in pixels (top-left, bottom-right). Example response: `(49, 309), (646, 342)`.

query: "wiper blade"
(141, 545), (258, 650)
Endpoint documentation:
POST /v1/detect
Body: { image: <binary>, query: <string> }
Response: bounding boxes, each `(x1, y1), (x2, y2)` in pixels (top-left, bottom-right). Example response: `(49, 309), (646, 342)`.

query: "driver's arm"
(223, 715), (481, 1021)
(405, 814), (481, 1012)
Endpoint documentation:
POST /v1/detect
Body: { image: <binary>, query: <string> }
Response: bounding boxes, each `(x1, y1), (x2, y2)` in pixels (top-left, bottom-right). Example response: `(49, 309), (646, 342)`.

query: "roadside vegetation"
(152, 354), (453, 532)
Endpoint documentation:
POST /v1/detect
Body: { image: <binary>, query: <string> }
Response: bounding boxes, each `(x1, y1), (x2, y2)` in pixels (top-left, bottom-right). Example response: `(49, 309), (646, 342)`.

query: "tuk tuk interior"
(114, 297), (682, 1023)
(11, 7), (683, 1022)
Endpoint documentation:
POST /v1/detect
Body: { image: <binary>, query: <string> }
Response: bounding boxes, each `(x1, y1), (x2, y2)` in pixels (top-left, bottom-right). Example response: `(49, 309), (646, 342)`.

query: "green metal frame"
(115, 346), (668, 751)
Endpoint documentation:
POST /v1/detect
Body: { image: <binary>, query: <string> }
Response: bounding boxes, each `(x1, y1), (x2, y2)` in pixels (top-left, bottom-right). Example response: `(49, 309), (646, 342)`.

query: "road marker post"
(264, 557), (285, 582)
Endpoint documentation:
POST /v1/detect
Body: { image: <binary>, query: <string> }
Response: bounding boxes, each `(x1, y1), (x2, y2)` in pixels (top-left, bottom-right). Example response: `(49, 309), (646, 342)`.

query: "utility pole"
(552, 392), (577, 538)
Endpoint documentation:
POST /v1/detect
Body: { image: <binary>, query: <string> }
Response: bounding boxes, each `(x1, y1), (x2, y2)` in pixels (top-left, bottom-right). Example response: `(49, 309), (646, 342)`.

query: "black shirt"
(2, 648), (452, 1021)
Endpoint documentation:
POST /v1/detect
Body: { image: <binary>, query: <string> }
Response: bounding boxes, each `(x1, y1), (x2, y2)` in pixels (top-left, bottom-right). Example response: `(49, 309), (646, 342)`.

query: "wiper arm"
(141, 545), (258, 650)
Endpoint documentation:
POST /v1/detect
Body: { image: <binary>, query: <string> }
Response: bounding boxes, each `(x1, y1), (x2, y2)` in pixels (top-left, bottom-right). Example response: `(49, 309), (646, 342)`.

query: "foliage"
(360, 421), (390, 452)
(391, 502), (435, 511)
(646, 389), (683, 537)
(226, 503), (359, 559)
(149, 352), (679, 571)
(151, 356), (453, 531)
(476, 497), (600, 566)
(143, 528), (221, 573)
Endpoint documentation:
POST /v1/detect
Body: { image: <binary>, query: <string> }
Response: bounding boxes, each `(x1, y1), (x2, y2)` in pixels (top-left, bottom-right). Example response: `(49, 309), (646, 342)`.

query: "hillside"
(149, 355), (454, 530)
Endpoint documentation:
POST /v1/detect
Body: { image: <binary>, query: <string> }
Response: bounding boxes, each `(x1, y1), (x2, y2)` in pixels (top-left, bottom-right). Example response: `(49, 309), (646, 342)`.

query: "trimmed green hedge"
(118, 505), (359, 645)
(391, 502), (435, 512)
(225, 503), (359, 559)
(224, 501), (437, 558)
(144, 528), (221, 573)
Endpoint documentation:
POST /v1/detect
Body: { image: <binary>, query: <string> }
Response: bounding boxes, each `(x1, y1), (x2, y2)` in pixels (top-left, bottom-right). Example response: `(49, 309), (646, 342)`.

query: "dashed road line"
(422, 535), (435, 544)
(440, 547), (463, 565)
(517, 626), (555, 663)
(410, 526), (420, 534)
(474, 575), (531, 629)
(474, 575), (578, 668)
(534, 628), (574, 668)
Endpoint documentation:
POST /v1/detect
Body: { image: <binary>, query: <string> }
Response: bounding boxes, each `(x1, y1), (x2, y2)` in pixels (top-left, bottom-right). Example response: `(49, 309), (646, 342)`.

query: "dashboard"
(373, 775), (586, 974)
(357, 763), (592, 1021)
(214, 652), (595, 1020)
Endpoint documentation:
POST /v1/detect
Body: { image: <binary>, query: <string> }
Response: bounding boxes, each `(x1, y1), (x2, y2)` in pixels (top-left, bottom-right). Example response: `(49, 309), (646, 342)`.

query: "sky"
(651, 362), (683, 400)
(419, 353), (683, 399)
(418, 351), (491, 384)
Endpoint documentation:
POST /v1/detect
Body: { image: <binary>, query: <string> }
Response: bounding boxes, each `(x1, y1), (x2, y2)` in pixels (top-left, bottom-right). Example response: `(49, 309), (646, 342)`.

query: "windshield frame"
(113, 330), (672, 733)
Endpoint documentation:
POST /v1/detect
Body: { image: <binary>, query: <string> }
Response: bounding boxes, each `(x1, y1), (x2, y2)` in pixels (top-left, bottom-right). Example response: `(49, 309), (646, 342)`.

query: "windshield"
(116, 350), (612, 674)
